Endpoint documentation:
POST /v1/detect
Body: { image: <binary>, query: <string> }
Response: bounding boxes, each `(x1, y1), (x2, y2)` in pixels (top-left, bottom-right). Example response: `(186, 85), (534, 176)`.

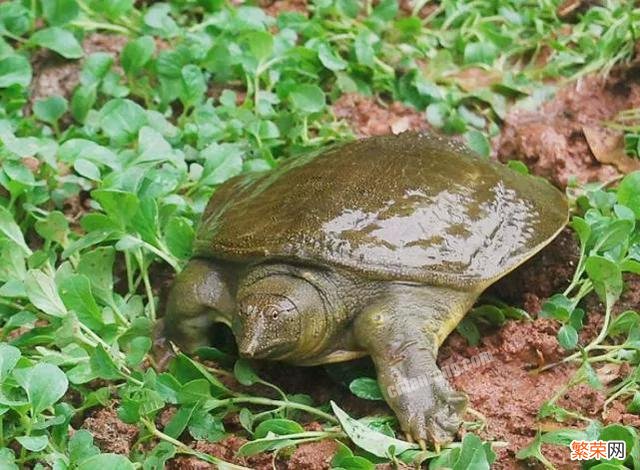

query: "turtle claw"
(392, 376), (467, 448)
(418, 439), (427, 451)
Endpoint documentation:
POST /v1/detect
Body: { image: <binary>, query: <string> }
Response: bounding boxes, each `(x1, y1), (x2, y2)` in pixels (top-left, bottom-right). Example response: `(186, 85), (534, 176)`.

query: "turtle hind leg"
(162, 258), (236, 353)
(354, 284), (477, 445)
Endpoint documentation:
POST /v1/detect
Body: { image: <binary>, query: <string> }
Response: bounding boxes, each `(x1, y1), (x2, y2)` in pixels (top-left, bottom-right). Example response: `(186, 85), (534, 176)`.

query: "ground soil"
(81, 407), (139, 455)
(494, 62), (640, 188)
(259, 0), (308, 17)
(29, 33), (128, 109)
(332, 93), (430, 137)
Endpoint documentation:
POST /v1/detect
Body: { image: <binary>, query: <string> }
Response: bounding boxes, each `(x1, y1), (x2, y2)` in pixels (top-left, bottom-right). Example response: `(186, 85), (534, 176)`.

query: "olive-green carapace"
(194, 132), (567, 288)
(163, 132), (568, 446)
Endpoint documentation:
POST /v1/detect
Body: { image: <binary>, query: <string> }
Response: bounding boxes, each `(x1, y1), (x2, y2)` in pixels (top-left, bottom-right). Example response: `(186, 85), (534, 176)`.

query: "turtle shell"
(194, 132), (568, 289)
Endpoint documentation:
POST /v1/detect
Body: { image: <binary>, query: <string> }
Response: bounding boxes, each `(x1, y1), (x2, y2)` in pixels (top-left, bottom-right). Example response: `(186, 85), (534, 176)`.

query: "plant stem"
(141, 418), (252, 470)
(206, 396), (338, 424)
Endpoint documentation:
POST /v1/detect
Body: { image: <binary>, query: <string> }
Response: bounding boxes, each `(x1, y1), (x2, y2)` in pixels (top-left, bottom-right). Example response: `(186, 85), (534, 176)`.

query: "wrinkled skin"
(163, 132), (568, 446)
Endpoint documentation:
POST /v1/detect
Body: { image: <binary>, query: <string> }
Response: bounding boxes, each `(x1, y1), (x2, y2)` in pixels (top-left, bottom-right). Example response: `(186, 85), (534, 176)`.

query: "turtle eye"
(265, 306), (279, 320)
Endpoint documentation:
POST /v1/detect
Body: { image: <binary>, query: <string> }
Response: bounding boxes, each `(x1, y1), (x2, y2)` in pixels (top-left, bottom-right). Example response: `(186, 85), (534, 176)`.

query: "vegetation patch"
(0, 0), (639, 468)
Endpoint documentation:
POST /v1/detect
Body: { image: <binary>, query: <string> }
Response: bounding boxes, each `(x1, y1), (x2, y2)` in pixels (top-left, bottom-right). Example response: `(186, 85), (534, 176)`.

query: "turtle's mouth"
(237, 336), (295, 360)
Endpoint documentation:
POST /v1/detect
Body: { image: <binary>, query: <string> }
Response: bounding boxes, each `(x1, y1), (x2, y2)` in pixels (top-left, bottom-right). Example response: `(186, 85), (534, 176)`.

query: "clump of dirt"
(168, 432), (336, 470)
(494, 64), (640, 187)
(286, 439), (338, 469)
(604, 400), (640, 428)
(259, 0), (308, 16)
(438, 250), (640, 468)
(29, 33), (128, 106)
(81, 407), (139, 455)
(332, 93), (429, 137)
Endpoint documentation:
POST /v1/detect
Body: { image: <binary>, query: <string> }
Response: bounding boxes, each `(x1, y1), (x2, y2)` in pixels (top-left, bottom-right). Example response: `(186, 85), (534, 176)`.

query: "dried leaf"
(583, 125), (640, 173)
(447, 67), (502, 92)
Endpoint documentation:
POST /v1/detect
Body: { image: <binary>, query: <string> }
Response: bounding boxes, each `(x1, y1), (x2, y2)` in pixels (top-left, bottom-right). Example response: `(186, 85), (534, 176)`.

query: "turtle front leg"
(354, 285), (475, 446)
(162, 259), (236, 352)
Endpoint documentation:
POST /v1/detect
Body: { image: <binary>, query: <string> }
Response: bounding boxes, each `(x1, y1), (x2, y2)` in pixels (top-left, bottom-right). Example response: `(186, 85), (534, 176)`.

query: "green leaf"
(99, 98), (148, 143)
(125, 336), (151, 367)
(17, 363), (68, 414)
(71, 84), (97, 123)
(0, 344), (21, 381)
(354, 30), (375, 67)
(200, 143), (244, 186)
(234, 358), (260, 386)
(318, 43), (347, 71)
(90, 345), (123, 380)
(77, 453), (134, 470)
(0, 54), (32, 88)
(31, 27), (83, 59)
(41, 0), (79, 25)
(541, 428), (589, 445)
(76, 247), (115, 304)
(627, 391), (640, 413)
(331, 401), (417, 458)
(188, 408), (225, 441)
(597, 219), (634, 251)
(333, 453), (375, 470)
(0, 449), (18, 470)
(35, 211), (69, 245)
(59, 274), (103, 329)
(88, 0), (133, 20)
(585, 255), (623, 305)
(515, 431), (548, 466)
(349, 377), (384, 400)
(464, 130), (490, 157)
(80, 52), (113, 86)
(143, 442), (176, 470)
(0, 206), (31, 255)
(617, 171), (640, 219)
(68, 430), (100, 462)
(464, 41), (498, 65)
(16, 435), (48, 451)
(143, 3), (179, 38)
(507, 160), (529, 174)
(25, 270), (67, 317)
(372, 0), (398, 20)
(456, 317), (481, 346)
(244, 31), (273, 62)
(557, 324), (578, 350)
(34, 95), (68, 124)
(608, 310), (639, 337)
(254, 419), (304, 438)
(452, 433), (492, 470)
(290, 84), (325, 114)
(121, 36), (155, 75)
(92, 189), (140, 229)
(180, 65), (206, 107)
(74, 158), (101, 181)
(164, 405), (196, 438)
(236, 435), (297, 457)
(571, 217), (591, 247)
(164, 217), (194, 259)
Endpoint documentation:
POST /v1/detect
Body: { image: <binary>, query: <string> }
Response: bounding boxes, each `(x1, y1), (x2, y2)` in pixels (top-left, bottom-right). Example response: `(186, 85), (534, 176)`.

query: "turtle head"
(234, 268), (329, 361)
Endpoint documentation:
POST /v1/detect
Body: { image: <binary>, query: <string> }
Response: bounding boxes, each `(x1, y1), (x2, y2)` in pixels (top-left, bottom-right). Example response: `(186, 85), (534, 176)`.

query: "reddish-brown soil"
(29, 33), (128, 107)
(494, 63), (640, 187)
(332, 93), (430, 137)
(82, 407), (139, 455)
(260, 0), (308, 17)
